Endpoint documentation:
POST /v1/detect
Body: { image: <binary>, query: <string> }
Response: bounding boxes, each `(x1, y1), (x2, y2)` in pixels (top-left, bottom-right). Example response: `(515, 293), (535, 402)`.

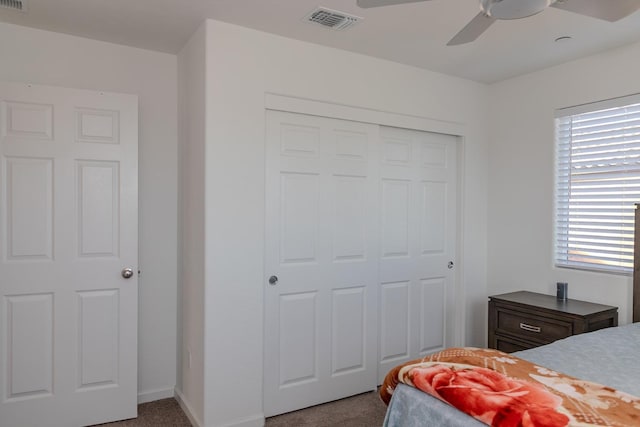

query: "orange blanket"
(380, 347), (640, 427)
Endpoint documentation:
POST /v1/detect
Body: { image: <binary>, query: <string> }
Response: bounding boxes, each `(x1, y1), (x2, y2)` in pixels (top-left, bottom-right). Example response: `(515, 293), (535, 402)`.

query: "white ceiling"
(2, 0), (640, 83)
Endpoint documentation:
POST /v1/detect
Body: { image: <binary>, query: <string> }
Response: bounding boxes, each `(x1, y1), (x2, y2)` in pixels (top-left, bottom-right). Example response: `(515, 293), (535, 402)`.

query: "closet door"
(377, 126), (458, 383)
(264, 110), (379, 416)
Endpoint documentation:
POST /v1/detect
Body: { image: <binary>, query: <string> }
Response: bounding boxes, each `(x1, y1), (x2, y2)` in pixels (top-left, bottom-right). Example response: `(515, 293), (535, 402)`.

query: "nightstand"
(488, 291), (618, 353)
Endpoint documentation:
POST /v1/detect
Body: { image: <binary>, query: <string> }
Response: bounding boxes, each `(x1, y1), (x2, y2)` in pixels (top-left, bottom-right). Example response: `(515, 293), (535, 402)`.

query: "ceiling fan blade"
(356, 0), (431, 8)
(447, 13), (496, 46)
(551, 0), (640, 22)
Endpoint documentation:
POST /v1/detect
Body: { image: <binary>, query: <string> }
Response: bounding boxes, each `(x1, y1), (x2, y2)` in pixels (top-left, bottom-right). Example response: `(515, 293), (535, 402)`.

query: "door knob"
(121, 268), (134, 279)
(268, 275), (278, 285)
(447, 261), (454, 269)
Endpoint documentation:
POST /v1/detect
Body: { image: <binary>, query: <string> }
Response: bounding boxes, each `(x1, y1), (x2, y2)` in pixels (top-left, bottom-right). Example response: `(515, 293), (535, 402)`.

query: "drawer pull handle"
(519, 323), (541, 333)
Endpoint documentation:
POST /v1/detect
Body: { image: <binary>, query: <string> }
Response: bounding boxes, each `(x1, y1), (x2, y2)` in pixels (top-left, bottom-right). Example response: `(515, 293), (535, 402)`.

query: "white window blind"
(555, 94), (640, 273)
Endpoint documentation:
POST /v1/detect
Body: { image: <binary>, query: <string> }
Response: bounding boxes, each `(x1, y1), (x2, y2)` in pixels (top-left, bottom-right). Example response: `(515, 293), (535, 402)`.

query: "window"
(555, 94), (640, 273)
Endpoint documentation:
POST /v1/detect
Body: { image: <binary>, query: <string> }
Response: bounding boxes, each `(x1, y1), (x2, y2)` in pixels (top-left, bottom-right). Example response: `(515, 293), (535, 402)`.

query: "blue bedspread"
(383, 384), (486, 427)
(513, 322), (640, 397)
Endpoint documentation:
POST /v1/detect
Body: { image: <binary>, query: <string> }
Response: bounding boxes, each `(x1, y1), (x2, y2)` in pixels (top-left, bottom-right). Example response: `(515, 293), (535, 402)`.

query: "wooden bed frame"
(634, 205), (640, 322)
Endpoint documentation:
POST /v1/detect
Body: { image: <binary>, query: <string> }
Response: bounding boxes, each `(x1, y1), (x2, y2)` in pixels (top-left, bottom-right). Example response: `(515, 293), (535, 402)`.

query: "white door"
(0, 82), (138, 427)
(264, 111), (379, 416)
(377, 126), (457, 383)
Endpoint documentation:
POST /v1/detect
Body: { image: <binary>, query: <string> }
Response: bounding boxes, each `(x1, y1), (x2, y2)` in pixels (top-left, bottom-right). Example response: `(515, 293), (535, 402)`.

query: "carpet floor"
(93, 398), (192, 427)
(266, 391), (388, 427)
(93, 391), (387, 426)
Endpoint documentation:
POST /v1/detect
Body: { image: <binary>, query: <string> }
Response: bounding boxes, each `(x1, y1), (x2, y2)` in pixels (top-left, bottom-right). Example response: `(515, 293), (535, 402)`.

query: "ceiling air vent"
(304, 7), (362, 30)
(0, 0), (27, 12)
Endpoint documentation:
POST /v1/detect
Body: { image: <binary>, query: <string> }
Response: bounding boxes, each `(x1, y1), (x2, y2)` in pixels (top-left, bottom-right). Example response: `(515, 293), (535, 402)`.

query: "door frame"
(263, 92), (467, 372)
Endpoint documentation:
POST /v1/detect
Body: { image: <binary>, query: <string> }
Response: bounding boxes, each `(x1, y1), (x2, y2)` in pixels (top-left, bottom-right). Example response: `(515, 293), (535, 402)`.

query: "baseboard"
(214, 414), (264, 427)
(174, 387), (204, 427)
(137, 387), (175, 404)
(173, 388), (263, 427)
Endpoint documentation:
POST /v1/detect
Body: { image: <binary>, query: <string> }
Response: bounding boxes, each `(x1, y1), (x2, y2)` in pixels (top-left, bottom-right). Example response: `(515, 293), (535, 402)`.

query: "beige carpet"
(266, 391), (388, 427)
(93, 391), (387, 426)
(93, 398), (192, 426)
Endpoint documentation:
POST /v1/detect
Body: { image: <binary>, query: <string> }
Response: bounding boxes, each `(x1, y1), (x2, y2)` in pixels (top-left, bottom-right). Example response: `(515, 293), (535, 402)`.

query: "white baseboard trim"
(175, 387), (204, 427)
(137, 387), (175, 404)
(215, 414), (264, 427)
(173, 388), (264, 427)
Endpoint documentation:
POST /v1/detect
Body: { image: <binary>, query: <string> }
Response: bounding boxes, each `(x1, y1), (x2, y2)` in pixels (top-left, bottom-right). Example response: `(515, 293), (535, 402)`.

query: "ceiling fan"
(356, 0), (640, 45)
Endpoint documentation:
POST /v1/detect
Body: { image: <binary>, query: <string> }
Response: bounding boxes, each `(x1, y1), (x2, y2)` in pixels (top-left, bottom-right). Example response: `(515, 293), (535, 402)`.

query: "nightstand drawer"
(497, 309), (572, 342)
(494, 335), (538, 353)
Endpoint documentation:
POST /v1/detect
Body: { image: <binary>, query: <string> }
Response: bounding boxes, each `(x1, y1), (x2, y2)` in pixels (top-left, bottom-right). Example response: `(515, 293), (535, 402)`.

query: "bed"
(379, 208), (640, 427)
(381, 323), (640, 426)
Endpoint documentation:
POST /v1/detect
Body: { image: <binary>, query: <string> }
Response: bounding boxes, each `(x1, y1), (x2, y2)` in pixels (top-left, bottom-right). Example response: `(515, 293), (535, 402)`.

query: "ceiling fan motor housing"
(481, 0), (553, 19)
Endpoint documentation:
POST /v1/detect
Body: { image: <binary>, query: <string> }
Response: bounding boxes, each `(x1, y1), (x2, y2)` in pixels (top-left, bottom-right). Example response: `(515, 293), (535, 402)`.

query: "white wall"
(176, 23), (207, 427)
(197, 19), (490, 427)
(488, 40), (640, 324)
(0, 22), (178, 402)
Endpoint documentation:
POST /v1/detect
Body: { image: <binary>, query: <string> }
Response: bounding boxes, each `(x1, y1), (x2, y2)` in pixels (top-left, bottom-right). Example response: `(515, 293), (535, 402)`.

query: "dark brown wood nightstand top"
(490, 291), (617, 316)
